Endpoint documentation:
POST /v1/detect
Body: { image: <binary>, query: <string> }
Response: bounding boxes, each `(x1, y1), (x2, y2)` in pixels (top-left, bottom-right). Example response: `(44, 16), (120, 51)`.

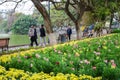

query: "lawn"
(9, 34), (30, 46)
(0, 34), (43, 46)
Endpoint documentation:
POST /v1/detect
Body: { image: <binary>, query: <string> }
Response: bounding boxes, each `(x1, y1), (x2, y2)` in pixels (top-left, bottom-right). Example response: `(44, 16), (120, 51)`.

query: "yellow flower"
(75, 52), (80, 57)
(103, 46), (107, 49)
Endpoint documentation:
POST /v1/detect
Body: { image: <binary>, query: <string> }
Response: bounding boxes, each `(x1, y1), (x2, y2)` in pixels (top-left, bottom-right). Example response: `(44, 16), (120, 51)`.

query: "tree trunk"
(32, 0), (57, 45)
(7, 11), (15, 32)
(75, 22), (81, 39)
(108, 13), (114, 33)
(31, 0), (53, 34)
(109, 13), (114, 29)
(48, 33), (57, 46)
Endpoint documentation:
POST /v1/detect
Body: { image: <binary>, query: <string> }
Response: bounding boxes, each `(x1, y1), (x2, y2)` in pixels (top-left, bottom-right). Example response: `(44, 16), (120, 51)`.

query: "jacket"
(40, 27), (46, 37)
(28, 28), (34, 37)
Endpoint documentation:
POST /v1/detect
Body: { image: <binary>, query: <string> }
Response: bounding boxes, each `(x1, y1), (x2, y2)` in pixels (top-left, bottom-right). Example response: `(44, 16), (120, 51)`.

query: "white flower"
(80, 61), (83, 63)
(30, 63), (33, 67)
(104, 60), (108, 63)
(35, 54), (40, 58)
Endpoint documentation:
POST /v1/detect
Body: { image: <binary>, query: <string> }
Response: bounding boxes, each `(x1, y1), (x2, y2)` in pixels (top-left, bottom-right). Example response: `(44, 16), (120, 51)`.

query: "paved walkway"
(9, 45), (29, 51)
(0, 45), (29, 53)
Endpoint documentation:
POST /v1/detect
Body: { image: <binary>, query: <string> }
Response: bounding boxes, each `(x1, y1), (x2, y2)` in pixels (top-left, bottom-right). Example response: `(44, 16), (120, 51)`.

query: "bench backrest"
(0, 38), (10, 48)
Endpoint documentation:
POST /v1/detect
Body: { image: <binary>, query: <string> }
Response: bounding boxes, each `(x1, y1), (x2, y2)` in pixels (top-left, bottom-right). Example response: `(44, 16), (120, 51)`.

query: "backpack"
(28, 28), (34, 37)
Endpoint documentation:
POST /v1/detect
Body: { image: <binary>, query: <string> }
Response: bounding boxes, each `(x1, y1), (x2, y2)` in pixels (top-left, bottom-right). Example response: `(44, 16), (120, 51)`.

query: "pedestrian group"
(28, 24), (46, 47)
(28, 24), (73, 47)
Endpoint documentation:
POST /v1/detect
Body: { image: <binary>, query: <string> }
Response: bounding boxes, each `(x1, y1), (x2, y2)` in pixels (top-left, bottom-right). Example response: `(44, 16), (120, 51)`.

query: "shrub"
(102, 68), (120, 80)
(95, 62), (107, 76)
(111, 29), (120, 33)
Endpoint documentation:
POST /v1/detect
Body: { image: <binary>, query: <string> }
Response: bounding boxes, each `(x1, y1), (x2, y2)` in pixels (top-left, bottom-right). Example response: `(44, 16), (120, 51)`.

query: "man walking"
(33, 26), (38, 46)
(67, 25), (72, 41)
(28, 25), (38, 46)
(39, 24), (46, 46)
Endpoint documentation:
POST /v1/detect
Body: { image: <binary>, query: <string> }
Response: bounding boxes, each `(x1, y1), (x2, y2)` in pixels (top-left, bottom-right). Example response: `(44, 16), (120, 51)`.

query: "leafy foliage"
(93, 7), (110, 21)
(111, 29), (120, 33)
(32, 8), (44, 25)
(11, 15), (37, 34)
(94, 22), (104, 32)
(0, 20), (8, 33)
(102, 68), (120, 80)
(50, 7), (70, 27)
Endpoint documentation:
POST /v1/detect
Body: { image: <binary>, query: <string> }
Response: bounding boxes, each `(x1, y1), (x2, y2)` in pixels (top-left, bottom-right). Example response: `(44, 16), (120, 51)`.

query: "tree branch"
(65, 0), (76, 22)
(51, 0), (65, 10)
(0, 0), (23, 12)
(0, 0), (7, 5)
(13, 0), (23, 12)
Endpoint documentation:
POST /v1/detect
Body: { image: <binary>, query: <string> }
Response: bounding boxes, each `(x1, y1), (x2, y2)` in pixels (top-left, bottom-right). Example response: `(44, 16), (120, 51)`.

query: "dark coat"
(67, 28), (72, 35)
(40, 27), (46, 37)
(34, 28), (37, 39)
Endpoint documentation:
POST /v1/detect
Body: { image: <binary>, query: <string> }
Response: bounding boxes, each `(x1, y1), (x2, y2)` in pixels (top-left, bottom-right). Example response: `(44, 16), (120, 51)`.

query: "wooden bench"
(0, 38), (10, 52)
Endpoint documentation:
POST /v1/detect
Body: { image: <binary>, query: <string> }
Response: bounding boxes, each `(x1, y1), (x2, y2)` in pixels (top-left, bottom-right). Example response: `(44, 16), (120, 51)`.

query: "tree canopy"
(1, 0), (120, 39)
(11, 14), (37, 34)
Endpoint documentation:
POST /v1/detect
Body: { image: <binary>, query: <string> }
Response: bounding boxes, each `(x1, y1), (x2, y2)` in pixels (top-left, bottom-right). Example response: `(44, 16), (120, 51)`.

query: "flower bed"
(0, 33), (120, 79)
(0, 66), (101, 80)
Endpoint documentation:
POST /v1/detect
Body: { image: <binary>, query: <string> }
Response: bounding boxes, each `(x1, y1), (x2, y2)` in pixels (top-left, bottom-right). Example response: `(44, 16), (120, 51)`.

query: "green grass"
(0, 34), (49, 46)
(0, 34), (30, 46)
(9, 35), (49, 46)
(9, 35), (30, 46)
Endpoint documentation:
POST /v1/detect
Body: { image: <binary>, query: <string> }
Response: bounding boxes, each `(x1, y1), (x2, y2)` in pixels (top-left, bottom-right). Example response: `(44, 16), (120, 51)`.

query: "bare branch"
(0, 0), (22, 5)
(0, 0), (7, 5)
(0, 0), (24, 13)
(51, 0), (65, 10)
(13, 0), (23, 12)
(65, 0), (76, 22)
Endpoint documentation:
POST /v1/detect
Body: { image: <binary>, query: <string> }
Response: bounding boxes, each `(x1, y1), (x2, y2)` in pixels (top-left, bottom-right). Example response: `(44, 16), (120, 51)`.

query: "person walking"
(33, 26), (38, 46)
(67, 25), (72, 41)
(28, 26), (34, 46)
(83, 27), (88, 37)
(28, 25), (38, 46)
(39, 24), (46, 46)
(87, 24), (94, 38)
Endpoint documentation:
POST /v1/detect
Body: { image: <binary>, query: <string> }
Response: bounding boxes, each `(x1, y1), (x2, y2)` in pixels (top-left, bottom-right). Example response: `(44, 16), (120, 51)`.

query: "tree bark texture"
(75, 22), (81, 39)
(31, 0), (53, 34)
(32, 0), (57, 45)
(48, 33), (57, 46)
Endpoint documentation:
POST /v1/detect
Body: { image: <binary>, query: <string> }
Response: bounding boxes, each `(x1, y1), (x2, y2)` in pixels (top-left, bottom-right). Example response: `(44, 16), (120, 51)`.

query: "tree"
(93, 0), (120, 28)
(0, 0), (58, 45)
(11, 15), (37, 34)
(51, 0), (94, 39)
(32, 8), (44, 25)
(31, 0), (52, 33)
(50, 6), (70, 27)
(0, 0), (93, 39)
(32, 0), (120, 39)
(91, 0), (120, 35)
(7, 10), (15, 32)
(81, 11), (94, 26)
(1, 0), (119, 43)
(31, 0), (60, 45)
(107, 0), (120, 29)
